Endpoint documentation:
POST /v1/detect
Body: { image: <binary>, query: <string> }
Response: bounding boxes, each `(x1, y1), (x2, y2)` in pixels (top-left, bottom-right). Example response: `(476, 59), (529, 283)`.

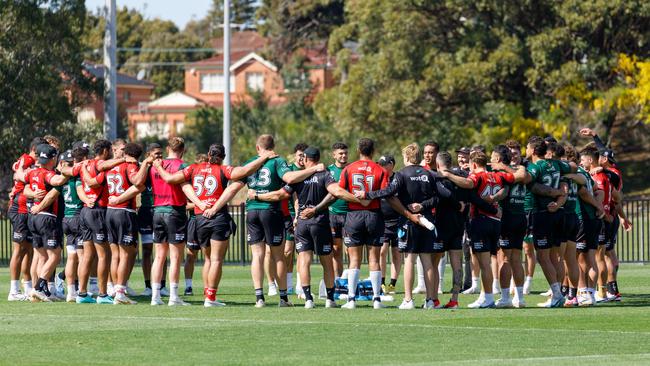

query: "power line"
(117, 47), (218, 53)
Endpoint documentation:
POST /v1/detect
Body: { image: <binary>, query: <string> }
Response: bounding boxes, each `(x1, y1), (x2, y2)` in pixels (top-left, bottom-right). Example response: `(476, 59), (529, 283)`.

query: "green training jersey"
(527, 159), (571, 212)
(63, 178), (83, 217)
(576, 167), (597, 220)
(561, 173), (582, 218)
(246, 156), (292, 211)
(287, 163), (300, 216)
(327, 163), (349, 215)
(140, 174), (154, 208)
(500, 164), (526, 215)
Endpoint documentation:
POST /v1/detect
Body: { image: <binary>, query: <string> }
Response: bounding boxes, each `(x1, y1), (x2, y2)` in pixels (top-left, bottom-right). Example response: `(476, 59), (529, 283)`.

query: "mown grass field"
(1, 264), (649, 365)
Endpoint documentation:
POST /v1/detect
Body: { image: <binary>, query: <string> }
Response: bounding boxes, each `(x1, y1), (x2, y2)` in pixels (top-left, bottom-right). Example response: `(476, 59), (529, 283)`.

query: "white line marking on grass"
(396, 353), (650, 365)
(4, 313), (650, 336)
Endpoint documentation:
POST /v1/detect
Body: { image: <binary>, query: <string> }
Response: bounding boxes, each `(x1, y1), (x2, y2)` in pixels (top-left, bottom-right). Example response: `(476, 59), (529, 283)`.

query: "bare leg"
(94, 242), (110, 295)
(449, 250), (462, 302)
(78, 241), (95, 293)
(251, 243), (266, 290)
(403, 253), (416, 301)
(207, 240), (229, 290)
(332, 237), (344, 277)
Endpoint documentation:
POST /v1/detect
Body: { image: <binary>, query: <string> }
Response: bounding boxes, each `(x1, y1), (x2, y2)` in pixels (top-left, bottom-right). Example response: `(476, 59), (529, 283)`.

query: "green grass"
(1, 264), (650, 365)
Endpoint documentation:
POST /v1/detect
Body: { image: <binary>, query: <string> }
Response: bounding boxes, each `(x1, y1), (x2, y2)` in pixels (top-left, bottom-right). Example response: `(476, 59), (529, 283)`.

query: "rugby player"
(327, 142), (350, 277)
(377, 155), (401, 295)
(183, 153), (208, 296)
(416, 141), (439, 294)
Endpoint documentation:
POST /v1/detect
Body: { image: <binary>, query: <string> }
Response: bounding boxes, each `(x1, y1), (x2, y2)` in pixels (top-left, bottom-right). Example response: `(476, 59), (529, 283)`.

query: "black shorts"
(29, 214), (62, 249)
(577, 218), (602, 253)
(397, 220), (436, 254)
(153, 208), (187, 244)
(469, 216), (501, 254)
(197, 212), (235, 247)
(284, 215), (295, 242)
(295, 219), (333, 255)
(62, 215), (84, 250)
(81, 206), (107, 244)
(106, 209), (138, 246)
(532, 211), (563, 249)
(343, 210), (384, 247)
(9, 211), (32, 243)
(186, 216), (200, 251)
(246, 209), (284, 246)
(561, 213), (581, 243)
(499, 213), (527, 250)
(329, 213), (346, 239)
(381, 221), (399, 247)
(137, 206), (154, 235)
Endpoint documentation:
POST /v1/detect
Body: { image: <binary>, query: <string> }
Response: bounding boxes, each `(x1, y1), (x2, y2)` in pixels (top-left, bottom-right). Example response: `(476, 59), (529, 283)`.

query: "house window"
(200, 73), (235, 93)
(246, 72), (264, 91)
(123, 91), (131, 101)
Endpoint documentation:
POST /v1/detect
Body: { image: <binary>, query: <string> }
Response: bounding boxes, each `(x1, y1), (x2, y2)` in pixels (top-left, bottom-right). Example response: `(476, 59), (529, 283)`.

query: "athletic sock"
(612, 281), (619, 294)
(302, 286), (313, 301)
(279, 289), (288, 302)
(145, 280), (151, 289)
(492, 279), (500, 293)
(369, 270), (382, 301)
(48, 282), (56, 294)
(287, 273), (293, 291)
(74, 280), (79, 291)
(390, 278), (397, 287)
(416, 257), (425, 288)
(10, 280), (20, 294)
(515, 286), (524, 301)
(607, 281), (617, 294)
(185, 279), (192, 288)
(484, 293), (494, 304)
(161, 280), (166, 289)
(381, 277), (385, 286)
(560, 285), (569, 296)
(326, 287), (335, 301)
(568, 287), (578, 300)
(524, 276), (533, 284)
(550, 282), (561, 298)
(206, 288), (216, 301)
(89, 277), (97, 286)
(471, 277), (479, 289)
(67, 284), (76, 296)
(500, 288), (510, 302)
(347, 269), (360, 301)
(152, 282), (161, 301)
(57, 272), (65, 281)
(23, 280), (33, 294)
(170, 282), (179, 300)
(255, 288), (265, 302)
(598, 286), (607, 298)
(36, 278), (47, 292)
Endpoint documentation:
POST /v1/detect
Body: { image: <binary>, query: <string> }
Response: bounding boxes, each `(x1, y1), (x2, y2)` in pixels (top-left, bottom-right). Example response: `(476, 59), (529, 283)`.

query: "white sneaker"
(140, 288), (152, 296)
(268, 282), (278, 296)
(304, 300), (315, 309)
(537, 298), (552, 308)
(399, 299), (415, 310)
(47, 293), (64, 302)
(373, 300), (387, 309)
(512, 298), (526, 308)
(423, 299), (435, 310)
(412, 285), (426, 294)
(114, 292), (137, 305)
(255, 299), (266, 308)
(541, 289), (553, 297)
(467, 297), (484, 309)
(492, 283), (501, 295)
(297, 293), (306, 300)
(30, 289), (51, 303)
(107, 283), (115, 297)
(160, 287), (170, 297)
(278, 299), (294, 307)
(380, 294), (394, 302)
(339, 293), (349, 301)
(341, 300), (356, 309)
(479, 300), (496, 308)
(462, 286), (479, 295)
(495, 298), (513, 308)
(578, 293), (594, 307)
(168, 298), (191, 306)
(150, 298), (164, 306)
(125, 286), (138, 297)
(595, 293), (609, 303)
(204, 299), (226, 307)
(66, 291), (78, 303)
(523, 280), (532, 295)
(325, 299), (337, 308)
(7, 292), (28, 302)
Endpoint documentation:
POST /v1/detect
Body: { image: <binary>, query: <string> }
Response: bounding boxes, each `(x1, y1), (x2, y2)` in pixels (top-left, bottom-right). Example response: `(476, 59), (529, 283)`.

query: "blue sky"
(85, 0), (212, 29)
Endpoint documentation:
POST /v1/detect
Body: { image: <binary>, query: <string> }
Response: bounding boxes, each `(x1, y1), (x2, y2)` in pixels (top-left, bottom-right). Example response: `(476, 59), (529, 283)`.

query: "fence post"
(239, 202), (246, 266)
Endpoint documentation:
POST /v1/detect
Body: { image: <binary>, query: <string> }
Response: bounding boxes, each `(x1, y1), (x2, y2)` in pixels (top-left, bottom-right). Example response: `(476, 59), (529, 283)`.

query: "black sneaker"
(184, 286), (193, 296)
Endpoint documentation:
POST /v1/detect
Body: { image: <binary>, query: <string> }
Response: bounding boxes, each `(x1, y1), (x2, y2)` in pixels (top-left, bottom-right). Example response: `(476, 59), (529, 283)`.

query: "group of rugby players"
(5, 129), (631, 309)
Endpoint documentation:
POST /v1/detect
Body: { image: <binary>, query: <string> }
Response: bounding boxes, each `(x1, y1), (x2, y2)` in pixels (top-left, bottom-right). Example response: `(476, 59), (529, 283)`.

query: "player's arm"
(440, 169), (474, 189)
(46, 172), (68, 187)
(108, 184), (144, 206)
(30, 188), (60, 214)
(548, 181), (568, 212)
(76, 183), (94, 207)
(250, 187), (291, 202)
(578, 186), (604, 218)
(466, 189), (499, 214)
(580, 128), (608, 151)
(153, 161), (186, 184)
(97, 157), (126, 172)
(230, 151), (276, 181)
(327, 183), (363, 204)
(531, 183), (563, 197)
(129, 157), (153, 186)
(308, 194), (336, 216)
(386, 196), (421, 225)
(364, 177), (400, 200)
(181, 182), (207, 212)
(203, 181), (246, 218)
(563, 173), (587, 186)
(281, 163), (325, 184)
(13, 165), (27, 183)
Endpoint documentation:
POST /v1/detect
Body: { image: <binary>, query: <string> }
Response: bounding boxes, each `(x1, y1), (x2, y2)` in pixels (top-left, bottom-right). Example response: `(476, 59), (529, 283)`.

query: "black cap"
(61, 149), (74, 162)
(544, 136), (558, 144)
(304, 147), (320, 160)
(37, 144), (58, 164)
(600, 149), (616, 164)
(377, 155), (395, 166)
(455, 147), (471, 155)
(470, 145), (486, 154)
(72, 141), (90, 150)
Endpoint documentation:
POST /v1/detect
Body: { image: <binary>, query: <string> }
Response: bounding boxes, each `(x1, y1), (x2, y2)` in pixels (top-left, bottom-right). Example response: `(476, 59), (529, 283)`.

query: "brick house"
(127, 31), (337, 140)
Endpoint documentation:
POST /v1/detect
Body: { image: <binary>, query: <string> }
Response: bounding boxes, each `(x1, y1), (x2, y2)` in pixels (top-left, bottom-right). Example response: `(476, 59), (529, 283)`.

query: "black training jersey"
(283, 170), (336, 224)
(380, 173), (400, 223)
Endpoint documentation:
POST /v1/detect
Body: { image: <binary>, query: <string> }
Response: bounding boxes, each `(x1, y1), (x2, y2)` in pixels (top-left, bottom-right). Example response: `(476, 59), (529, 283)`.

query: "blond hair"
(402, 143), (421, 164)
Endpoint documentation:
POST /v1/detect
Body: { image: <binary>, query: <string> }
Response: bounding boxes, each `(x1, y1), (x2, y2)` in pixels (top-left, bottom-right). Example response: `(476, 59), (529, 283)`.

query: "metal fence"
(0, 200), (649, 265)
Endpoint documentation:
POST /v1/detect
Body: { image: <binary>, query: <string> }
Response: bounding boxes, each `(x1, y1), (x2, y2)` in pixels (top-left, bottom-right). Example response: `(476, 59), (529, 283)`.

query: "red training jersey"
(592, 171), (612, 213)
(73, 159), (108, 207)
(182, 162), (233, 215)
(339, 159), (389, 211)
(469, 170), (514, 219)
(12, 154), (36, 213)
(107, 162), (139, 210)
(151, 158), (187, 207)
(24, 168), (59, 216)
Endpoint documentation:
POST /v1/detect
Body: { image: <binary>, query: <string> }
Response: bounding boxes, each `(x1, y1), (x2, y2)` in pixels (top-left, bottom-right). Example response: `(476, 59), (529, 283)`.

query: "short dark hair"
(531, 140), (547, 158)
(30, 137), (48, 152)
(470, 151), (488, 167)
(293, 143), (308, 153)
(436, 151), (452, 168)
(493, 145), (511, 165)
(528, 135), (544, 145)
(124, 143), (143, 159)
(544, 136), (558, 144)
(93, 139), (112, 155)
(257, 134), (275, 150)
(424, 141), (439, 152)
(547, 142), (564, 159)
(331, 142), (348, 151)
(505, 139), (521, 151)
(146, 143), (161, 152)
(208, 144), (226, 164)
(564, 144), (579, 164)
(71, 147), (88, 162)
(358, 138), (375, 157)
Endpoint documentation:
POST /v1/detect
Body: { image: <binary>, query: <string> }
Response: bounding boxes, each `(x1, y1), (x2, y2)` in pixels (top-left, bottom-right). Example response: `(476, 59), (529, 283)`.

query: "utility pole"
(223, 0), (231, 165)
(103, 0), (117, 140)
